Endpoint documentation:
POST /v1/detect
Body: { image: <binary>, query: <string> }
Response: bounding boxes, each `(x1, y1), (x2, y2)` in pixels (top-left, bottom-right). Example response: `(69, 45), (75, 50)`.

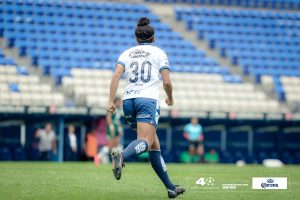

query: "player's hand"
(165, 97), (174, 106)
(106, 101), (115, 113)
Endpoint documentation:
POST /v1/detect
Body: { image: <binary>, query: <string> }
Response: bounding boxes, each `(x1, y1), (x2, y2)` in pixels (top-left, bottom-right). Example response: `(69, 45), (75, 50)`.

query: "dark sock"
(149, 150), (175, 190)
(122, 139), (148, 160)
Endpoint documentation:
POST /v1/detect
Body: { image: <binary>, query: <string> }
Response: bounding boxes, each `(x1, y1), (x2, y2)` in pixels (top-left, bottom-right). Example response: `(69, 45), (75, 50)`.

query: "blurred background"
(0, 0), (299, 165)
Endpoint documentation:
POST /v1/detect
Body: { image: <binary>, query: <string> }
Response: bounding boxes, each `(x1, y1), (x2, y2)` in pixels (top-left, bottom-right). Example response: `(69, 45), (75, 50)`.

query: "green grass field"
(0, 162), (299, 200)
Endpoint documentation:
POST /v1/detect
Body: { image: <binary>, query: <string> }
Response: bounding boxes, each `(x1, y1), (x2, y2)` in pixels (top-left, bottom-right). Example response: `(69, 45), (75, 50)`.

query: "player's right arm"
(107, 64), (124, 113)
(161, 69), (173, 106)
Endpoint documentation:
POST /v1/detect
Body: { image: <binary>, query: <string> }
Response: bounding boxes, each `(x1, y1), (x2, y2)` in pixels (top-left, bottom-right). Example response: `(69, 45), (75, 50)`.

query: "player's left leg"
(149, 134), (185, 198)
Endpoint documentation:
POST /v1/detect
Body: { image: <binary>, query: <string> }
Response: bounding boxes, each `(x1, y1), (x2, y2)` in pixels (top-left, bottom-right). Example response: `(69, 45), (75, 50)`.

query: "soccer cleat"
(111, 150), (125, 180)
(167, 185), (186, 199)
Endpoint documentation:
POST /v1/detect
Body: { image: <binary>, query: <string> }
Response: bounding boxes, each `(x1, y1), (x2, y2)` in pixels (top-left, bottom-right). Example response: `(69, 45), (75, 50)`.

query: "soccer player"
(107, 17), (185, 198)
(106, 96), (123, 153)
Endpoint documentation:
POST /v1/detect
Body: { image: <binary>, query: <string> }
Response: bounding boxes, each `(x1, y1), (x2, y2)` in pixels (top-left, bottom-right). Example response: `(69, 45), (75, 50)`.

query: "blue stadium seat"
(177, 6), (300, 102)
(1, 0), (238, 83)
(13, 147), (26, 161)
(0, 147), (12, 161)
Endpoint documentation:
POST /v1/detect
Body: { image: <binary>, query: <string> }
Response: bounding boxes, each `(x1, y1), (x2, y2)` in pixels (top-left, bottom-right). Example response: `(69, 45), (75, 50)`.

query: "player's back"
(117, 44), (169, 101)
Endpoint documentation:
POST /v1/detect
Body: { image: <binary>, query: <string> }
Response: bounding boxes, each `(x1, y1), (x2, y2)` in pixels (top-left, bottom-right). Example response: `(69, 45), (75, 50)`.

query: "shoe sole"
(112, 167), (122, 180)
(111, 151), (122, 180)
(168, 188), (185, 198)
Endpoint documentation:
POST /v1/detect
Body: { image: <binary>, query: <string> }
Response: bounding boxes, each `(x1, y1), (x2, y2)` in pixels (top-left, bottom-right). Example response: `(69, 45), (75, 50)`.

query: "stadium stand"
(1, 0), (285, 113)
(175, 7), (300, 104)
(0, 49), (64, 106)
(145, 0), (300, 10)
(62, 68), (282, 113)
(0, 0), (299, 164)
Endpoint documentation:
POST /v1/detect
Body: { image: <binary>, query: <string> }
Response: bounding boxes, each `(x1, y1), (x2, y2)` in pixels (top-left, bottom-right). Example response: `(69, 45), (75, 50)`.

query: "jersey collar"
(138, 42), (154, 46)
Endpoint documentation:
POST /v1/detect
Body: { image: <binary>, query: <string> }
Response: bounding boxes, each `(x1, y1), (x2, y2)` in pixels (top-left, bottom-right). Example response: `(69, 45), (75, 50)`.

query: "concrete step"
(0, 38), (75, 104)
(1, 38), (56, 88)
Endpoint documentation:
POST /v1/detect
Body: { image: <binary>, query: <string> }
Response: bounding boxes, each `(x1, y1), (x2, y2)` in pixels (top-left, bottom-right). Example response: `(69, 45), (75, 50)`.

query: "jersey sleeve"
(116, 52), (127, 68)
(159, 51), (170, 73)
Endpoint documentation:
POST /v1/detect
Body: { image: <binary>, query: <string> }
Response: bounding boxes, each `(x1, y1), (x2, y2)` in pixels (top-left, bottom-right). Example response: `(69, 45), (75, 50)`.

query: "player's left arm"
(107, 64), (124, 113)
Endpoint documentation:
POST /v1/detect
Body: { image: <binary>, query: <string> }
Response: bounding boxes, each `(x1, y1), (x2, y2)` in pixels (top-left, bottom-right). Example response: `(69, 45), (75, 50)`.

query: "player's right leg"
(111, 122), (152, 180)
(111, 99), (152, 180)
(122, 122), (153, 160)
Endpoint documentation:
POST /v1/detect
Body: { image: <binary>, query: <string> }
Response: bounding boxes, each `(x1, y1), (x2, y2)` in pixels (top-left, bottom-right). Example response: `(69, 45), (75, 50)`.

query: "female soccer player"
(106, 17), (185, 198)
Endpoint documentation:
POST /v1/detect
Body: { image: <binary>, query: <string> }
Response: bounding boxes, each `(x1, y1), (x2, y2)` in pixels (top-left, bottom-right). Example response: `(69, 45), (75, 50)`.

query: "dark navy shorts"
(123, 98), (160, 129)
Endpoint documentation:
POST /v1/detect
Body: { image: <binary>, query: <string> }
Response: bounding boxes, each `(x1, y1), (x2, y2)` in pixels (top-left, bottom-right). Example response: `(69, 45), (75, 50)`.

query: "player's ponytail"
(135, 17), (155, 43)
(137, 17), (150, 27)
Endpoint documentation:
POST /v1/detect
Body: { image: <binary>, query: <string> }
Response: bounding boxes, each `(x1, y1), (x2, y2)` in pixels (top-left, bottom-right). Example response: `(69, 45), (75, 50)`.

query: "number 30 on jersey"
(129, 61), (152, 83)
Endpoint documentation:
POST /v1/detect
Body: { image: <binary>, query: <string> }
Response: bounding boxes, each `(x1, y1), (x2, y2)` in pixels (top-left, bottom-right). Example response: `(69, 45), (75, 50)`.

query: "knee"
(138, 137), (152, 149)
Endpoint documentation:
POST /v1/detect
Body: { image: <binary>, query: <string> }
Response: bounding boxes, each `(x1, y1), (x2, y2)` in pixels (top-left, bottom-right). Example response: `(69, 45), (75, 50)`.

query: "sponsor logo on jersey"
(125, 90), (141, 96)
(129, 49), (151, 58)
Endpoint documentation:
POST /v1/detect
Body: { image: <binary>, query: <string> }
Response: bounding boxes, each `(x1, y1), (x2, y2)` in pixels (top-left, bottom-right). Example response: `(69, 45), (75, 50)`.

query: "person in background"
(31, 128), (40, 160)
(183, 117), (204, 162)
(84, 131), (97, 161)
(36, 123), (57, 161)
(106, 96), (123, 153)
(64, 125), (78, 161)
(203, 148), (219, 163)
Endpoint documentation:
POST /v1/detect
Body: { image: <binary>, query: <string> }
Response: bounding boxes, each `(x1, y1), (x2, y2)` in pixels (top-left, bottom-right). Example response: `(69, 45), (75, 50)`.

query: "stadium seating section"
(176, 7), (300, 104)
(1, 0), (286, 113)
(62, 68), (282, 113)
(0, 49), (64, 106)
(0, 0), (299, 164)
(145, 0), (300, 10)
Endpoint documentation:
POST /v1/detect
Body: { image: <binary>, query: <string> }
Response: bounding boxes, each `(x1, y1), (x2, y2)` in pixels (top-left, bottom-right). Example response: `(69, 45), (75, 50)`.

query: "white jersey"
(117, 44), (170, 101)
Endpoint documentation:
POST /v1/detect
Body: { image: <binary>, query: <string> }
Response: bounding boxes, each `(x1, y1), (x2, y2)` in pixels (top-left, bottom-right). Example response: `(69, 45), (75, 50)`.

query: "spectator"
(183, 117), (204, 162)
(64, 125), (78, 161)
(203, 149), (219, 163)
(84, 131), (97, 161)
(36, 123), (57, 161)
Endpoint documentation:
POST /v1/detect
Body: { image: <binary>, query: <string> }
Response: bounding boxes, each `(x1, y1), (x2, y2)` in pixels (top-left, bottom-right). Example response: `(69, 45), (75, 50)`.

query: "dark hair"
(135, 17), (155, 43)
